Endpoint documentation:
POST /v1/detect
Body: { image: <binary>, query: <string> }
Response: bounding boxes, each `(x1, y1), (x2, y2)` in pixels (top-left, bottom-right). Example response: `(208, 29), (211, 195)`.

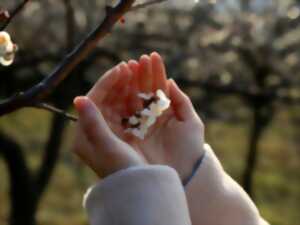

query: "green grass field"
(0, 106), (299, 225)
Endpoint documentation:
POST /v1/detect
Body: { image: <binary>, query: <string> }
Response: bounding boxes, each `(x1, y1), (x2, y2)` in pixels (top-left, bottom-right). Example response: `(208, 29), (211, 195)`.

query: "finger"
(113, 63), (133, 118)
(113, 63), (133, 117)
(138, 55), (153, 93)
(88, 65), (121, 106)
(128, 59), (139, 75)
(104, 62), (131, 106)
(128, 60), (143, 114)
(74, 96), (117, 150)
(168, 79), (197, 121)
(150, 52), (168, 93)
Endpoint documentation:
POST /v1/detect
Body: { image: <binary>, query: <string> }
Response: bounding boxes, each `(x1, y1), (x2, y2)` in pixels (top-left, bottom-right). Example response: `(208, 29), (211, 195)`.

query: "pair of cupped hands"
(73, 52), (205, 181)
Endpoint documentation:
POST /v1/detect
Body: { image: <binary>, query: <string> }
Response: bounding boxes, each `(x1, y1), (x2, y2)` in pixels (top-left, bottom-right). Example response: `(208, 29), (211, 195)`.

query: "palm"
(88, 53), (203, 173)
(134, 112), (203, 170)
(88, 53), (171, 159)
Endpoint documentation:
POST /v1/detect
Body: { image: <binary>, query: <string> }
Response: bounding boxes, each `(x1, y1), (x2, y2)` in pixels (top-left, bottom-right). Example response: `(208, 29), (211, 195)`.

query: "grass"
(0, 106), (299, 225)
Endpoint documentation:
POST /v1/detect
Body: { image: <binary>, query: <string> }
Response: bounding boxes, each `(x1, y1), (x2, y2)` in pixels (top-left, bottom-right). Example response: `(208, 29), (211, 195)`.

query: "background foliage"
(0, 0), (299, 225)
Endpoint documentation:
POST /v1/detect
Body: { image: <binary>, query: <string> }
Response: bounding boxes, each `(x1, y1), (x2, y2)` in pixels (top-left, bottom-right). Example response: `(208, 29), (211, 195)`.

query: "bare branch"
(33, 102), (78, 121)
(0, 0), (30, 31)
(0, 0), (136, 117)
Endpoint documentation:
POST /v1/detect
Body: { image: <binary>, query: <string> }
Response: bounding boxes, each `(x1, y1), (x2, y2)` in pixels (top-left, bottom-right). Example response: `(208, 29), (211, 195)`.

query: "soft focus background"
(0, 0), (299, 225)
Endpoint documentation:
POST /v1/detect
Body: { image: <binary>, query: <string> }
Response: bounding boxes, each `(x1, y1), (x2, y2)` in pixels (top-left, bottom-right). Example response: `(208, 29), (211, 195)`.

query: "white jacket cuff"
(83, 165), (192, 225)
(185, 144), (269, 225)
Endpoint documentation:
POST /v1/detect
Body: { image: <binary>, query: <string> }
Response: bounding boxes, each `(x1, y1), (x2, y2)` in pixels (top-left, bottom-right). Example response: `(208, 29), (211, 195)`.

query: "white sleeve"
(185, 144), (269, 225)
(83, 165), (192, 225)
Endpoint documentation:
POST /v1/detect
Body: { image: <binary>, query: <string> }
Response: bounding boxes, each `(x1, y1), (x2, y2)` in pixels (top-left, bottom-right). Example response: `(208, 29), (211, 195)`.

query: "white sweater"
(83, 144), (269, 225)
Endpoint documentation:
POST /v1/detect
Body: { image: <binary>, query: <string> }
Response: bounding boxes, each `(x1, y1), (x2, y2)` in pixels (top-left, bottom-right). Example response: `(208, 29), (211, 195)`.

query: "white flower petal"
(138, 92), (154, 100)
(128, 116), (139, 125)
(141, 115), (156, 127)
(157, 99), (170, 111)
(125, 90), (171, 139)
(0, 56), (13, 66)
(156, 89), (168, 101)
(0, 32), (16, 66)
(132, 128), (145, 139)
(141, 108), (155, 117)
(0, 32), (11, 45)
(149, 103), (163, 116)
(5, 42), (14, 53)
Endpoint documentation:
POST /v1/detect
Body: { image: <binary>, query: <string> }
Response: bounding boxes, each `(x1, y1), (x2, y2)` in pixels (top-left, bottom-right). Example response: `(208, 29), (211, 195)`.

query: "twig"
(0, 0), (136, 117)
(131, 0), (167, 11)
(34, 102), (78, 121)
(0, 0), (30, 31)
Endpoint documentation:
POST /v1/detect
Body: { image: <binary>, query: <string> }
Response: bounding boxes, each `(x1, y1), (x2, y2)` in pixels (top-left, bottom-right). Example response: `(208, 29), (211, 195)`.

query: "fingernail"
(169, 78), (175, 84)
(150, 51), (160, 58)
(120, 61), (127, 66)
(140, 54), (149, 61)
(128, 59), (138, 65)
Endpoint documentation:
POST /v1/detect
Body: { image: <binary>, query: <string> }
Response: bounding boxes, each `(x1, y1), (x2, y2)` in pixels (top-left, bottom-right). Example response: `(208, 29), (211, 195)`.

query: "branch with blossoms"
(0, 0), (168, 120)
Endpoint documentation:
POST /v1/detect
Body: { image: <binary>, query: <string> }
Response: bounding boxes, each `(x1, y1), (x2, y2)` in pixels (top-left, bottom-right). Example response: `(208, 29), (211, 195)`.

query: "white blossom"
(156, 89), (171, 111)
(141, 114), (156, 127)
(138, 92), (154, 100)
(0, 31), (17, 66)
(125, 89), (171, 140)
(128, 116), (139, 125)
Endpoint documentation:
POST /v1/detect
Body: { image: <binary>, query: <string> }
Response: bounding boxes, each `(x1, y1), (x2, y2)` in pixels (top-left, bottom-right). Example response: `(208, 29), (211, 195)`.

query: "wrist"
(175, 145), (204, 181)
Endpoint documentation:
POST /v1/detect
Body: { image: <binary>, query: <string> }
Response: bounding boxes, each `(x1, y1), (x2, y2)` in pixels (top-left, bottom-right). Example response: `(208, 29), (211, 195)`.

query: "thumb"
(169, 79), (197, 121)
(73, 96), (145, 178)
(74, 96), (116, 150)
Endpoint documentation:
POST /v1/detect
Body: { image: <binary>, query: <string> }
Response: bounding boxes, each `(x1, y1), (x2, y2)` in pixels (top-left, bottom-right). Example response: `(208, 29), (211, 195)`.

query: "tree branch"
(0, 0), (30, 31)
(0, 0), (136, 117)
(33, 102), (77, 121)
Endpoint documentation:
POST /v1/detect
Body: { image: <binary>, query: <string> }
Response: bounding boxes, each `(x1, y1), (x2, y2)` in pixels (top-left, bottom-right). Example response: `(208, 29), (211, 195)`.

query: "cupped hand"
(73, 96), (146, 178)
(82, 52), (205, 180)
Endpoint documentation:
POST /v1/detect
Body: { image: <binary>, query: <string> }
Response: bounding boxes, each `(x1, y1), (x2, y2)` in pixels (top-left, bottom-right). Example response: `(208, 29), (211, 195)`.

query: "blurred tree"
(0, 0), (299, 225)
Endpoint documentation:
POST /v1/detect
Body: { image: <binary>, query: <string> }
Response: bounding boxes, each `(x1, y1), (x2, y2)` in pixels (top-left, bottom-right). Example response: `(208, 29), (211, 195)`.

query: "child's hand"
(81, 52), (205, 181)
(73, 96), (146, 178)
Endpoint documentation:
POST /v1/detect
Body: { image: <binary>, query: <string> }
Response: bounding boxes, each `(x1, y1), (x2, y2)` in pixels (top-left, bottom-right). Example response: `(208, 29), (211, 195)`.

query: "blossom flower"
(138, 92), (154, 100)
(0, 31), (17, 66)
(124, 89), (171, 140)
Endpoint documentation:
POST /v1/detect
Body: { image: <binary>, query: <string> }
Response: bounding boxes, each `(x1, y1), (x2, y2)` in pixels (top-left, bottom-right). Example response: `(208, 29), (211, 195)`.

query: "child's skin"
(73, 52), (204, 181)
(73, 52), (269, 225)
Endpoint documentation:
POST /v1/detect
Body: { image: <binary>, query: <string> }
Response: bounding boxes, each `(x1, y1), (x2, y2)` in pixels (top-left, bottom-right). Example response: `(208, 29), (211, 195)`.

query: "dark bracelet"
(182, 151), (206, 187)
